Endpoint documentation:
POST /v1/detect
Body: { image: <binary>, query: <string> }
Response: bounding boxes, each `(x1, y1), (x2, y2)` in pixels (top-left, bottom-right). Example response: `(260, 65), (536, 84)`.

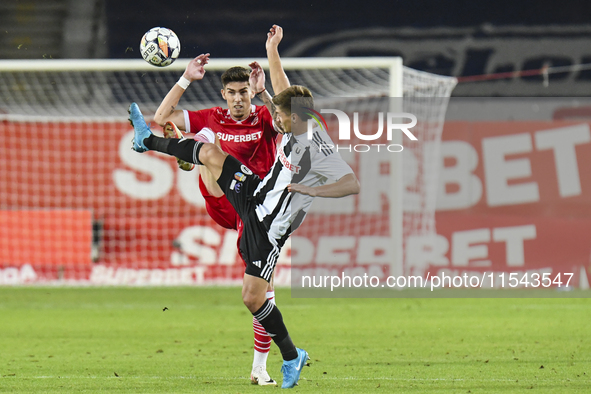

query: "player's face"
(221, 82), (254, 121)
(275, 108), (292, 134)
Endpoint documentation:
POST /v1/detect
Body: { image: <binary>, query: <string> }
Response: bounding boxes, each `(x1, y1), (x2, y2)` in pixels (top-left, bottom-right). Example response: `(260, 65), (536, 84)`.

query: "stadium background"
(4, 0), (591, 95)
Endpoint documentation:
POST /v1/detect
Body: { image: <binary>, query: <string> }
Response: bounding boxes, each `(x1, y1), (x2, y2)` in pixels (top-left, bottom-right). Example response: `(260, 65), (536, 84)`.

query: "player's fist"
(266, 25), (283, 51)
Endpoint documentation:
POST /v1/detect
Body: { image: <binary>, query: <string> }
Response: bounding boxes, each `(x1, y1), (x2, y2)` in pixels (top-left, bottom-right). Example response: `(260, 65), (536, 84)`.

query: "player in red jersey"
(153, 55), (281, 386)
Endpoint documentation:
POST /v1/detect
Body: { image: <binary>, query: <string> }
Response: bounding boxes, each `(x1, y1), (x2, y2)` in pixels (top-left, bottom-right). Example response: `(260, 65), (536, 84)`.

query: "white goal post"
(0, 57), (455, 285)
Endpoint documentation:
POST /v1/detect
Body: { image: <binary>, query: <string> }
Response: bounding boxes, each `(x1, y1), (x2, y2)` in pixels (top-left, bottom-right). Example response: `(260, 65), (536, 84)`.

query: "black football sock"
(145, 135), (204, 165)
(253, 299), (298, 361)
(144, 134), (170, 152)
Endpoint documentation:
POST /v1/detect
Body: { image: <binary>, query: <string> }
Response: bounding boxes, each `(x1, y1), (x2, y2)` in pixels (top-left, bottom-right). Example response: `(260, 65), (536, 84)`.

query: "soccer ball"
(139, 27), (180, 67)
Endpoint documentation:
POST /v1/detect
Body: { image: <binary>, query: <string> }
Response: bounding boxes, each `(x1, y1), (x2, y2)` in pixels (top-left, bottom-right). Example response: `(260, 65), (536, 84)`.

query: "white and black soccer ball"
(139, 27), (180, 67)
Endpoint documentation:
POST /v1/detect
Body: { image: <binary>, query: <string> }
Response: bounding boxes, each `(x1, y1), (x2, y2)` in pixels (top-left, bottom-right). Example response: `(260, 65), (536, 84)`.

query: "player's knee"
(242, 291), (265, 313)
(199, 143), (226, 165)
(200, 143), (222, 158)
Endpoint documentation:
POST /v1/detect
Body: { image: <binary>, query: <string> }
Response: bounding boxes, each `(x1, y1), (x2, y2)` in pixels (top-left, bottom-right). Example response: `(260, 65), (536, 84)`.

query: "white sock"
(252, 291), (276, 369)
(253, 349), (269, 369)
(194, 127), (215, 143)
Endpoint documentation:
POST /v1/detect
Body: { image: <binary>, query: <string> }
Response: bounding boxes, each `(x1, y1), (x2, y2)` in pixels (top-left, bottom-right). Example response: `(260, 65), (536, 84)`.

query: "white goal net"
(0, 58), (456, 285)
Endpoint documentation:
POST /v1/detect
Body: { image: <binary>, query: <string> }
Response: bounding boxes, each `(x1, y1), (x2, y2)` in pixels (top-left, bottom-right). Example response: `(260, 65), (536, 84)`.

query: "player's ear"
(220, 88), (226, 100)
(291, 113), (298, 124)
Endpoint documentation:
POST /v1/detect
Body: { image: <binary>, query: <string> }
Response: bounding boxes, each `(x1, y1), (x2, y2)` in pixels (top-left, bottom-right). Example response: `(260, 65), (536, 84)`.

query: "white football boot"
(250, 365), (277, 386)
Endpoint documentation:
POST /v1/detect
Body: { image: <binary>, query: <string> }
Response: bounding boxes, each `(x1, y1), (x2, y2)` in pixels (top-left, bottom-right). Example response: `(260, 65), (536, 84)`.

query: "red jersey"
(185, 105), (277, 178)
(185, 104), (277, 249)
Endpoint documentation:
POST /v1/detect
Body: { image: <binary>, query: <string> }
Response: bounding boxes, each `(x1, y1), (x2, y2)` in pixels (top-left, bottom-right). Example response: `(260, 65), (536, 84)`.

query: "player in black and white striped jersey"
(128, 84), (359, 388)
(251, 109), (354, 280)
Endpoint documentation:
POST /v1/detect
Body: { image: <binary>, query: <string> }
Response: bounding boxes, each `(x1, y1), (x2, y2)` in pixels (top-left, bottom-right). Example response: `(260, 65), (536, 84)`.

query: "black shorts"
(216, 155), (280, 282)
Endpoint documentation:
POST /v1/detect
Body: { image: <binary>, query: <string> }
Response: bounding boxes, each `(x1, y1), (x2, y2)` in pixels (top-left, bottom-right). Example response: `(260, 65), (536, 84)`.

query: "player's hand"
(266, 25), (283, 52)
(184, 54), (210, 81)
(287, 183), (317, 197)
(248, 61), (266, 95)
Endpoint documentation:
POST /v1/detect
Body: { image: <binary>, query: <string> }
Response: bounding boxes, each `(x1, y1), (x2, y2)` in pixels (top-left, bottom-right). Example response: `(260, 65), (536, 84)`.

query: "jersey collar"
(226, 104), (256, 123)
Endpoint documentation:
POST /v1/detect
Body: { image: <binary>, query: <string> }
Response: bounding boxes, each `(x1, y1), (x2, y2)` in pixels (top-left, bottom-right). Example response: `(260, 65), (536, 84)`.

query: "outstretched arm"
(266, 25), (290, 94)
(249, 61), (276, 114)
(288, 173), (360, 198)
(153, 53), (210, 128)
(249, 61), (283, 132)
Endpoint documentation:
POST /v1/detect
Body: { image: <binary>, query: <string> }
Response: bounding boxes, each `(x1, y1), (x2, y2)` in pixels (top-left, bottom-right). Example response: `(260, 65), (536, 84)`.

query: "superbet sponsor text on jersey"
(184, 105), (278, 178)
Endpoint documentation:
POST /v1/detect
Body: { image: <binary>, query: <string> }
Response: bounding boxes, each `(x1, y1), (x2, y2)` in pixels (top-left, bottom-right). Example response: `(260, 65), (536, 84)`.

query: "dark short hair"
(272, 85), (314, 120)
(220, 66), (250, 87)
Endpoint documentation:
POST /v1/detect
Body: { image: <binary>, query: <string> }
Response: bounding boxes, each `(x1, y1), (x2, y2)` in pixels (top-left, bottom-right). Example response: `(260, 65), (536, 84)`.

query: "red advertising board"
(416, 121), (591, 287)
(0, 120), (590, 286)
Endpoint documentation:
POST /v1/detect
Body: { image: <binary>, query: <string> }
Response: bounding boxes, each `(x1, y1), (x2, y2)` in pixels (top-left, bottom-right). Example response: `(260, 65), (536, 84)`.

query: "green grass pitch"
(1, 287), (590, 393)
